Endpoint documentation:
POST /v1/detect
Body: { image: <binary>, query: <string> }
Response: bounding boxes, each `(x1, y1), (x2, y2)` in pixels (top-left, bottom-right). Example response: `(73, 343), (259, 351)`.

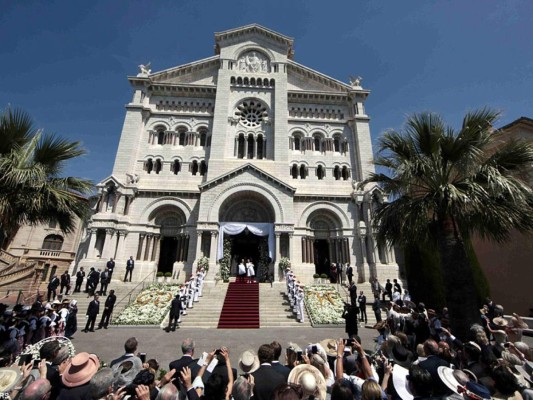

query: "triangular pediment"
(287, 61), (353, 93)
(199, 163), (296, 193)
(147, 56), (219, 85)
(215, 24), (294, 57)
(97, 175), (124, 189)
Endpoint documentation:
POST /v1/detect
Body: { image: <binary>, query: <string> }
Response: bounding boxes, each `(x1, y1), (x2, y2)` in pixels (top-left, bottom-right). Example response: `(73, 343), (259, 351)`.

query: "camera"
(297, 351), (303, 362)
(139, 353), (146, 363)
(125, 384), (138, 396)
(343, 338), (354, 346)
(311, 345), (318, 354)
(214, 349), (222, 355)
(19, 354), (32, 366)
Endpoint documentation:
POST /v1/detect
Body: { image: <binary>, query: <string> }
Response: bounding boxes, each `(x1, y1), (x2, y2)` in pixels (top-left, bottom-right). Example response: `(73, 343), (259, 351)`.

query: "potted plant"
(164, 272), (172, 283)
(320, 273), (328, 284)
(313, 273), (319, 284)
(197, 256), (209, 273)
(278, 257), (291, 279)
(156, 271), (164, 283)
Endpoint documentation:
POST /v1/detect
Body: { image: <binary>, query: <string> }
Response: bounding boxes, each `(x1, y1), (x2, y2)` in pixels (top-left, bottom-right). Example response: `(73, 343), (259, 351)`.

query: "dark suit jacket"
(86, 300), (100, 317)
(169, 297), (183, 317)
(45, 363), (62, 398)
(419, 355), (451, 396)
(202, 362), (237, 385)
(127, 259), (135, 269)
(169, 355), (201, 391)
(252, 364), (286, 400)
(271, 361), (290, 380)
(57, 382), (91, 400)
(105, 294), (116, 310)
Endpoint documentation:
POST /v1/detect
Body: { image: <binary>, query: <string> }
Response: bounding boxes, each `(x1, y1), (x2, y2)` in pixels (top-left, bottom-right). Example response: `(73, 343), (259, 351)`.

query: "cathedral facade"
(78, 24), (399, 284)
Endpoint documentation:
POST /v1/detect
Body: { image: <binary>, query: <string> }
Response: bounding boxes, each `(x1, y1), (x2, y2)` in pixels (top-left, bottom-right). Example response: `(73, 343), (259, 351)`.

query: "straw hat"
(0, 367), (22, 392)
(437, 366), (461, 394)
(392, 364), (413, 400)
(492, 317), (508, 327)
(319, 339), (337, 357)
(62, 352), (100, 387)
(288, 364), (326, 400)
(238, 350), (259, 373)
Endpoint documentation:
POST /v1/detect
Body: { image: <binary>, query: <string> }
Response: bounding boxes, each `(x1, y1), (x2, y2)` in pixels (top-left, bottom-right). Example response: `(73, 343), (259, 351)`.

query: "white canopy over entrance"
(217, 222), (274, 260)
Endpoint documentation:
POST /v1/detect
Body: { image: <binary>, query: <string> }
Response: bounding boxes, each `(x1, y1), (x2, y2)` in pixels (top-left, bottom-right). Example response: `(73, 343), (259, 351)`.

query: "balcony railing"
(17, 248), (76, 261)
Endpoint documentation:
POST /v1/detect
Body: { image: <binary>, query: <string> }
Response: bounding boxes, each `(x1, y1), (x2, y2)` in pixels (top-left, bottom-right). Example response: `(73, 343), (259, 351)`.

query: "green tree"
(0, 107), (93, 247)
(361, 109), (533, 339)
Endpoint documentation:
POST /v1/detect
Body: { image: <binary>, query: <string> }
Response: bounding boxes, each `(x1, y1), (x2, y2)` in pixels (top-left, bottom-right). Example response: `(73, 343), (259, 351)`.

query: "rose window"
(236, 101), (267, 128)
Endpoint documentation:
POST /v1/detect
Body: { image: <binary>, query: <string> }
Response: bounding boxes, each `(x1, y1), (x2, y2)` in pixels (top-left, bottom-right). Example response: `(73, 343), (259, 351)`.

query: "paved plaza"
(69, 325), (377, 371)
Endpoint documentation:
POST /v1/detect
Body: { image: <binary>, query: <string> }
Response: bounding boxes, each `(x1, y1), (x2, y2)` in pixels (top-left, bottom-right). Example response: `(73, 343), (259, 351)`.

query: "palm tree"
(0, 107), (93, 248)
(360, 108), (533, 339)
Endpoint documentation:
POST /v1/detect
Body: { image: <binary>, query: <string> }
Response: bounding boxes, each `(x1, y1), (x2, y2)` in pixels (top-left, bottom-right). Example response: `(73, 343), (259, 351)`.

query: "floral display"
(304, 285), (345, 325)
(113, 284), (181, 325)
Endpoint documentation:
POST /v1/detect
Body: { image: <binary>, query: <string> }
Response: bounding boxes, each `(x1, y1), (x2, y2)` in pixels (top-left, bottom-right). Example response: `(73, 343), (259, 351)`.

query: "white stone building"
(78, 24), (399, 284)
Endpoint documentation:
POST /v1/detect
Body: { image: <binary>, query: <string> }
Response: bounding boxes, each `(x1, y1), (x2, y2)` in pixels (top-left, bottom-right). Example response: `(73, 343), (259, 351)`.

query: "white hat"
(288, 364), (326, 400)
(238, 350), (259, 373)
(392, 364), (413, 400)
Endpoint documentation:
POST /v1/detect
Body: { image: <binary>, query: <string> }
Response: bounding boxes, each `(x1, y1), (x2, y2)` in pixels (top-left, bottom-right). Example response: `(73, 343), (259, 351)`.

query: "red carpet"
(217, 282), (259, 329)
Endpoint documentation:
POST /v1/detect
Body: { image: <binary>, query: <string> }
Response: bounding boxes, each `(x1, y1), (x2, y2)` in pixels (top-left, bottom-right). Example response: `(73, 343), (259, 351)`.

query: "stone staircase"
(178, 282), (229, 328)
(59, 278), (153, 327)
(260, 283), (311, 327)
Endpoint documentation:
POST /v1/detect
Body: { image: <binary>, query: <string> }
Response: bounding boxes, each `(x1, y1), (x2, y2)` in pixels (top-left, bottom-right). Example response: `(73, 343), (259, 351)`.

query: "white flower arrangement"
(113, 284), (181, 325)
(304, 285), (345, 325)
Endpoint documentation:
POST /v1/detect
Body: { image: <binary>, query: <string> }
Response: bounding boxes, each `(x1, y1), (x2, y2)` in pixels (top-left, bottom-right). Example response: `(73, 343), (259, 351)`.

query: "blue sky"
(1, 0), (532, 183)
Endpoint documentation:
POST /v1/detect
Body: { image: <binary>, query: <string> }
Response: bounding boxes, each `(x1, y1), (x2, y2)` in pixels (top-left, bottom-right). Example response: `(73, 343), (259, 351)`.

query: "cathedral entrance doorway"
(158, 237), (177, 274)
(314, 239), (330, 276)
(230, 230), (261, 276)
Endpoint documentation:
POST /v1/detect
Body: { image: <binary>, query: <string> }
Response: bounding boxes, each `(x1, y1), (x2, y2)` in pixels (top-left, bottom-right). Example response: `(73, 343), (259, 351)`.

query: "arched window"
(244, 77), (249, 85)
(333, 166), (341, 180)
(299, 164), (307, 179)
(247, 134), (254, 159)
(172, 160), (181, 175)
(257, 135), (264, 159)
(42, 235), (63, 251)
(191, 160), (199, 176)
(199, 130), (207, 147)
(333, 136), (340, 152)
(263, 78), (269, 86)
(313, 135), (321, 152)
(270, 79), (275, 87)
(154, 159), (162, 174)
(179, 130), (186, 146)
(237, 77), (243, 85)
(251, 78), (256, 86)
(48, 220), (57, 229)
(342, 166), (350, 180)
(145, 159), (153, 174)
(291, 164), (298, 179)
(237, 134), (245, 159)
(157, 130), (164, 145)
(230, 77), (236, 84)
(200, 161), (208, 176)
(316, 165), (325, 180)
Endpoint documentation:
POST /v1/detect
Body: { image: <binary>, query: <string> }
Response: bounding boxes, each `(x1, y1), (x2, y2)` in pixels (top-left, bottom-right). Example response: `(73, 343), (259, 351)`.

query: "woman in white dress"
(246, 258), (255, 283)
(238, 259), (246, 283)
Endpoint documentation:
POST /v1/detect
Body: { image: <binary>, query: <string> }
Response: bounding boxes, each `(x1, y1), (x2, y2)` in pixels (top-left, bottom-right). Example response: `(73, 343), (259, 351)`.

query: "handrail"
(0, 263), (36, 283)
(113, 270), (156, 311)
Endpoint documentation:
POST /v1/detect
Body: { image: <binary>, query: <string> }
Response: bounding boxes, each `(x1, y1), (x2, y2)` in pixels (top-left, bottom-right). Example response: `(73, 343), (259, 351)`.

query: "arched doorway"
(218, 191), (275, 277)
(306, 210), (344, 275)
(149, 206), (188, 274)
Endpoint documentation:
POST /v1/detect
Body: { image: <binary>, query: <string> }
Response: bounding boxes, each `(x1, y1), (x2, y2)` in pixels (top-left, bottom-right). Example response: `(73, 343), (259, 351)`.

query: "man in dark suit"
(384, 279), (393, 301)
(99, 268), (110, 295)
(270, 341), (290, 380)
(59, 271), (71, 295)
(169, 338), (201, 394)
(418, 339), (452, 396)
(110, 337), (143, 369)
(106, 257), (115, 281)
(88, 268), (100, 297)
(85, 267), (95, 293)
(336, 263), (343, 285)
(251, 344), (286, 400)
(74, 267), (85, 293)
(346, 263), (353, 285)
(97, 290), (116, 329)
(166, 293), (183, 332)
(349, 282), (358, 306)
(358, 291), (367, 324)
(83, 295), (100, 332)
(124, 256), (134, 282)
(47, 275), (60, 302)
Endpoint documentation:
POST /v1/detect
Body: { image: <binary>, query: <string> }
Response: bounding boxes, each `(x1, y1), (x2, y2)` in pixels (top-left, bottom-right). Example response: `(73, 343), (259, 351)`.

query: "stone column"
(288, 233), (293, 260)
(195, 232), (203, 261)
(209, 231), (218, 262)
(371, 235), (380, 264)
(144, 235), (153, 261)
(301, 237), (306, 263)
(359, 235), (369, 282)
(112, 193), (122, 214)
(274, 233), (281, 281)
(136, 234), (145, 260)
(87, 229), (98, 259)
(101, 229), (115, 259)
(115, 231), (126, 259)
(152, 235), (161, 262)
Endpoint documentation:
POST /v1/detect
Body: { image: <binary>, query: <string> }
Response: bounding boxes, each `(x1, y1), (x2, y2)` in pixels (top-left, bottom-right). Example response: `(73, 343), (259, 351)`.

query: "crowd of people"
(285, 269), (305, 323)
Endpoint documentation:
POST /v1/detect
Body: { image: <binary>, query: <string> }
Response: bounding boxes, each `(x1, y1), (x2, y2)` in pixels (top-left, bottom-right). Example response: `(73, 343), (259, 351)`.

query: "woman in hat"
(65, 300), (78, 338)
(506, 313), (530, 343)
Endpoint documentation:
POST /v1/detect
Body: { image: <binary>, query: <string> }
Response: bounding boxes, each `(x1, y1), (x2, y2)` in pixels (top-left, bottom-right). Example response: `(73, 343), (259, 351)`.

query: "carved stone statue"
(126, 173), (140, 184)
(237, 51), (269, 73)
(138, 62), (152, 76)
(349, 76), (363, 87)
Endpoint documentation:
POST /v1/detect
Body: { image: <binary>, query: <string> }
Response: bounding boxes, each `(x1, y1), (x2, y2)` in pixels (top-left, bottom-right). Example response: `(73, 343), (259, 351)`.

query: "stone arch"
(147, 120), (171, 130)
(298, 201), (350, 228)
(233, 46), (275, 65)
(218, 191), (275, 223)
(208, 183), (284, 223)
(147, 205), (188, 236)
(139, 197), (192, 225)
